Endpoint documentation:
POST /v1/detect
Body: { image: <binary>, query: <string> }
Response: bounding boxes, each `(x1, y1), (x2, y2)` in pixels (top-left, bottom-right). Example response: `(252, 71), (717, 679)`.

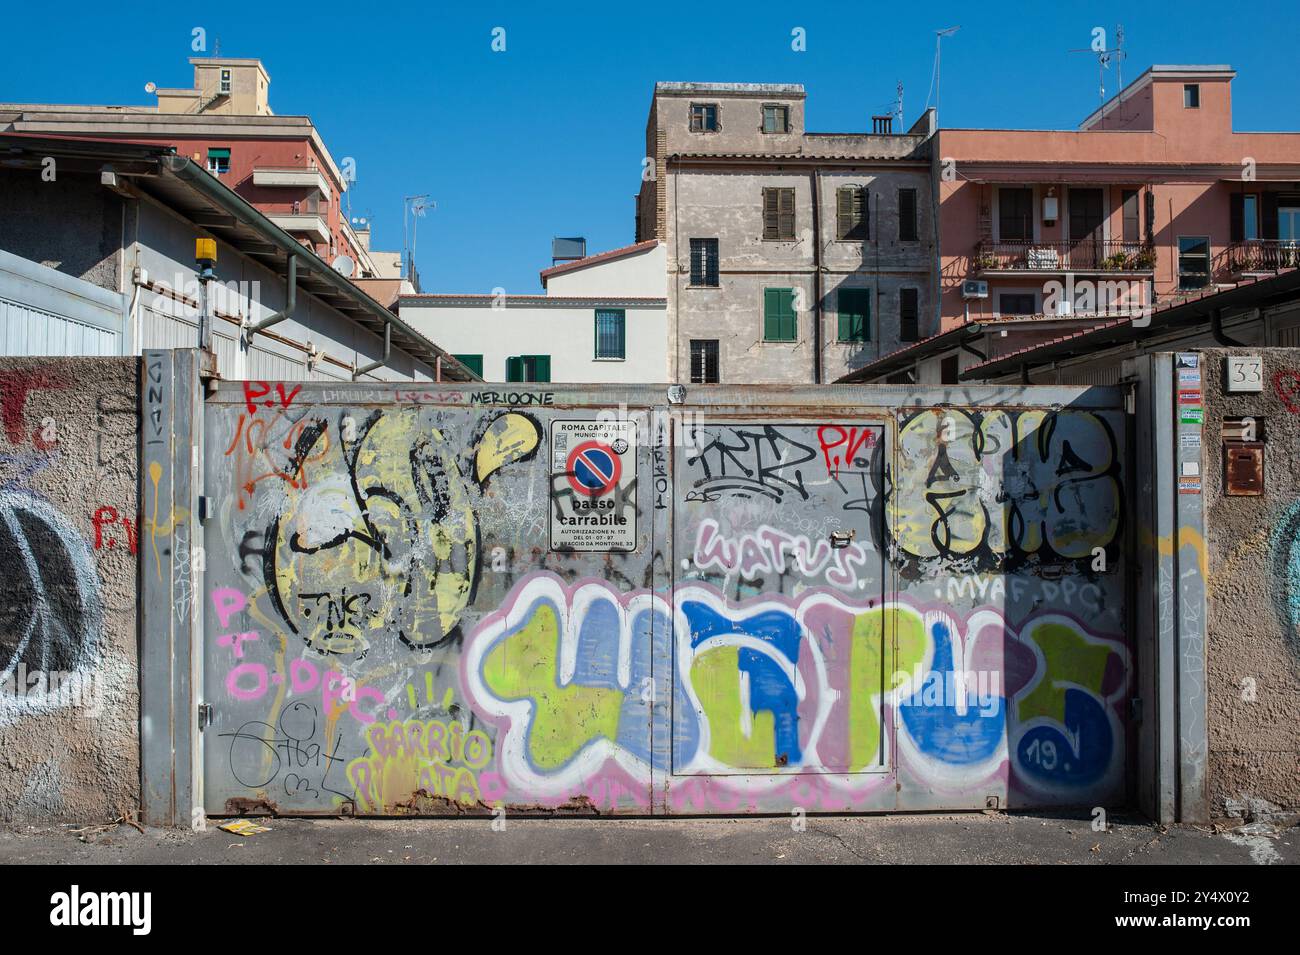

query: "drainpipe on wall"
(353, 321), (392, 380)
(245, 254), (298, 343)
(811, 168), (823, 384)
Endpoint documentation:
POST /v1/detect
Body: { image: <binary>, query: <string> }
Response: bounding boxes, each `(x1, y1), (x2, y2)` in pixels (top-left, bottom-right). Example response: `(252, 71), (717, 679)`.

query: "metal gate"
(197, 381), (1130, 815)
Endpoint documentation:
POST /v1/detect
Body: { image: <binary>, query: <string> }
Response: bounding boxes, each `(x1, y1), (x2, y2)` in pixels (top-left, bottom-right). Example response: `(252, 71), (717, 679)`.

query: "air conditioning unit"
(962, 280), (989, 300)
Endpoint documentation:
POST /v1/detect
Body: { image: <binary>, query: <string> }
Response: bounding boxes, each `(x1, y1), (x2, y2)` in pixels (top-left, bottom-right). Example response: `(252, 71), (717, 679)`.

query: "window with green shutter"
(506, 355), (551, 382)
(837, 288), (870, 342)
(763, 288), (797, 342)
(452, 354), (483, 377)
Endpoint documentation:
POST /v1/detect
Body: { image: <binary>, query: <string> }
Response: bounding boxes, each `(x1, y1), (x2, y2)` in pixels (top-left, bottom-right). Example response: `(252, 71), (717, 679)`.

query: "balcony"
(1222, 239), (1300, 276)
(253, 165), (332, 198)
(266, 213), (330, 245)
(974, 239), (1156, 274)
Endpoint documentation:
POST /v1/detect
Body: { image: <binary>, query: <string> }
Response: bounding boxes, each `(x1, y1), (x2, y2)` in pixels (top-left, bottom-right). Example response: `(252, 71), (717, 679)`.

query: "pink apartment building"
(846, 65), (1300, 383)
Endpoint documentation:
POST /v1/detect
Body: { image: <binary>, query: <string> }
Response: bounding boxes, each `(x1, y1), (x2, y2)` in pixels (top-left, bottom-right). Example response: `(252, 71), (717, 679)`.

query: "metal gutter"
(157, 153), (478, 381)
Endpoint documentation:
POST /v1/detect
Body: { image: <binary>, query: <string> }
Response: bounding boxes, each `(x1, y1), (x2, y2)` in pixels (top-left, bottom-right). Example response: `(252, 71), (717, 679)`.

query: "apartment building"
(635, 82), (937, 384)
(0, 56), (404, 285)
(842, 65), (1300, 384)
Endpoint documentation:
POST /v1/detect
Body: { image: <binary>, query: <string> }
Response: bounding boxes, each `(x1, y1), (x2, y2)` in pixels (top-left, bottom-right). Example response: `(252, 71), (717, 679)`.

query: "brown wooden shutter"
(837, 188), (852, 239)
(763, 188), (778, 240)
(1229, 193), (1244, 243)
(1262, 193), (1280, 240)
(779, 188), (795, 239)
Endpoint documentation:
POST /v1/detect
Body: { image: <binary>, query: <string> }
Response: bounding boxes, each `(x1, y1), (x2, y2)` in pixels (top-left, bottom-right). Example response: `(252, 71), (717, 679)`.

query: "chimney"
(872, 115), (893, 134)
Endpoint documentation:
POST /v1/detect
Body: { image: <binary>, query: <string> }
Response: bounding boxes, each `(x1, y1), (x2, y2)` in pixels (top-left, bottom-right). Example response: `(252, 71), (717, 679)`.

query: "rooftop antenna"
(895, 80), (904, 127)
(1071, 24), (1127, 105)
(403, 194), (433, 282)
(926, 27), (960, 118)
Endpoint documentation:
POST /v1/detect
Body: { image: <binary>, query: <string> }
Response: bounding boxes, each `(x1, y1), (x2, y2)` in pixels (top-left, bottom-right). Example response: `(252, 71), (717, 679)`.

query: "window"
(1278, 204), (1300, 241)
(220, 69), (231, 94)
(761, 104), (789, 133)
(998, 293), (1037, 316)
(1178, 237), (1211, 290)
(452, 354), (483, 377)
(836, 186), (869, 240)
(690, 340), (720, 384)
(1183, 84), (1200, 109)
(1069, 188), (1104, 242)
(998, 187), (1033, 242)
(763, 288), (797, 341)
(1243, 195), (1258, 241)
(689, 238), (719, 286)
(762, 187), (796, 240)
(506, 355), (551, 382)
(594, 309), (626, 359)
(837, 288), (871, 342)
(941, 354), (960, 385)
(1232, 194), (1261, 242)
(1122, 190), (1140, 244)
(898, 188), (918, 241)
(689, 103), (719, 133)
(207, 147), (231, 175)
(899, 288), (919, 342)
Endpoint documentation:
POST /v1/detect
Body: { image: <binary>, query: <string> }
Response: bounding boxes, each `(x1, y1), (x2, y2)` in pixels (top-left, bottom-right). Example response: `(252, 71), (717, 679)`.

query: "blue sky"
(3, 1), (1298, 293)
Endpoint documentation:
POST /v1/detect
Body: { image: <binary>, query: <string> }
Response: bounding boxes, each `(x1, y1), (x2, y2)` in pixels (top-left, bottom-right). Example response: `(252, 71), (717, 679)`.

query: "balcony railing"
(974, 239), (1156, 273)
(1223, 239), (1300, 274)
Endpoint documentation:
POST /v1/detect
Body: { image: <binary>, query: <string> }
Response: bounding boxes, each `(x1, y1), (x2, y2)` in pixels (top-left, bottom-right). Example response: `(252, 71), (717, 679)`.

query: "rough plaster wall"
(0, 168), (123, 291)
(1200, 347), (1300, 821)
(0, 357), (139, 822)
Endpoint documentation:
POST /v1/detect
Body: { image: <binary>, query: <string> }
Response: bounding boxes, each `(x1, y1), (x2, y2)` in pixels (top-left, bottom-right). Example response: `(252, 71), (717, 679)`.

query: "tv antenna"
(1071, 24), (1127, 105)
(926, 26), (960, 117)
(895, 81), (904, 127)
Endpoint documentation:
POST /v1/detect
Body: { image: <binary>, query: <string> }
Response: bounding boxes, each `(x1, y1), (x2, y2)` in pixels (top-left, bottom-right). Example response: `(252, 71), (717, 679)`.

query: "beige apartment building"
(635, 82), (937, 384)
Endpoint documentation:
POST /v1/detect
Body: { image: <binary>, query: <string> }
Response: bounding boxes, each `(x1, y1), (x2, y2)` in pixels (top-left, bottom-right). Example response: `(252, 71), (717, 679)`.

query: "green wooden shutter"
(505, 356), (523, 382)
(532, 355), (551, 383)
(452, 354), (483, 377)
(764, 288), (796, 341)
(837, 288), (870, 342)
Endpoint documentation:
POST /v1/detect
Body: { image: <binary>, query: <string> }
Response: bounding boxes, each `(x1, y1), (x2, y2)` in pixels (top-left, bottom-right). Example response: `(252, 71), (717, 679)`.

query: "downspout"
(245, 254), (298, 342)
(353, 321), (391, 380)
(811, 167), (823, 384)
(1210, 307), (1244, 346)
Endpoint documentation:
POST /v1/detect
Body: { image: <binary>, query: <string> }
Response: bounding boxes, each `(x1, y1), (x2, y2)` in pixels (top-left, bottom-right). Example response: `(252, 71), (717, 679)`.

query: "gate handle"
(829, 529), (856, 549)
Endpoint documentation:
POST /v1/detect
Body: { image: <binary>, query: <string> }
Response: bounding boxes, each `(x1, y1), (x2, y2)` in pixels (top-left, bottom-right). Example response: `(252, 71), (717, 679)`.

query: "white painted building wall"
(400, 242), (668, 383)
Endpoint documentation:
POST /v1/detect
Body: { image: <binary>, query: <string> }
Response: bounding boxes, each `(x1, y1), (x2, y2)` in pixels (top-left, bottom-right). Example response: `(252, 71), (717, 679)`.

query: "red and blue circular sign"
(566, 440), (622, 497)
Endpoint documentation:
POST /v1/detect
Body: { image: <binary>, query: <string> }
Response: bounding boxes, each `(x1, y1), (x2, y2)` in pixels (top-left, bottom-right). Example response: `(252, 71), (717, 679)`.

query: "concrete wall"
(0, 356), (139, 822)
(0, 168), (124, 292)
(1199, 347), (1300, 822)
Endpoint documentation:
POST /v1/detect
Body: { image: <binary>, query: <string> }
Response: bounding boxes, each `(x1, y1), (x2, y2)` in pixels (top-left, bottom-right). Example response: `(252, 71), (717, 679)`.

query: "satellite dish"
(331, 255), (356, 277)
(145, 82), (157, 94)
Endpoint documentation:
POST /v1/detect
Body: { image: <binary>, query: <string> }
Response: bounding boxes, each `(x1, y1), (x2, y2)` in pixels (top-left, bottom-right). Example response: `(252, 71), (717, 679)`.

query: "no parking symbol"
(550, 419), (638, 552)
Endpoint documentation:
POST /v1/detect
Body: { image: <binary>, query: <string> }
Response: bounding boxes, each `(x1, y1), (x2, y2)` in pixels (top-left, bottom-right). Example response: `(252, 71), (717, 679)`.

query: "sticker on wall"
(550, 419), (638, 552)
(1178, 477), (1203, 495)
(1180, 408), (1203, 425)
(1176, 353), (1200, 369)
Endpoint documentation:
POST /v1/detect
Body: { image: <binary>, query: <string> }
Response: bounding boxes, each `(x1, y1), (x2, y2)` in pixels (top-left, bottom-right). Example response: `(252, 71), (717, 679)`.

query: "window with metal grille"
(506, 354), (551, 382)
(899, 287), (919, 342)
(689, 103), (719, 132)
(761, 104), (789, 133)
(690, 340), (719, 383)
(898, 188), (918, 241)
(594, 309), (625, 359)
(689, 238), (719, 286)
(837, 288), (871, 342)
(763, 288), (797, 342)
(763, 187), (796, 240)
(837, 186), (869, 240)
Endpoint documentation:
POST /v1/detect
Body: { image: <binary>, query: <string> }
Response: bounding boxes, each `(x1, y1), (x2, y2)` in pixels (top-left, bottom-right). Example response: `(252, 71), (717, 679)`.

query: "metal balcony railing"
(974, 239), (1156, 273)
(1223, 239), (1300, 274)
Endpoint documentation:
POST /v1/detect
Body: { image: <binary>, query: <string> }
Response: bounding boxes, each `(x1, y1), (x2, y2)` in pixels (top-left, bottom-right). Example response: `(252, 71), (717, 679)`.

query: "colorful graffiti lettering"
(464, 574), (1127, 806)
(347, 718), (502, 812)
(891, 408), (1122, 568)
